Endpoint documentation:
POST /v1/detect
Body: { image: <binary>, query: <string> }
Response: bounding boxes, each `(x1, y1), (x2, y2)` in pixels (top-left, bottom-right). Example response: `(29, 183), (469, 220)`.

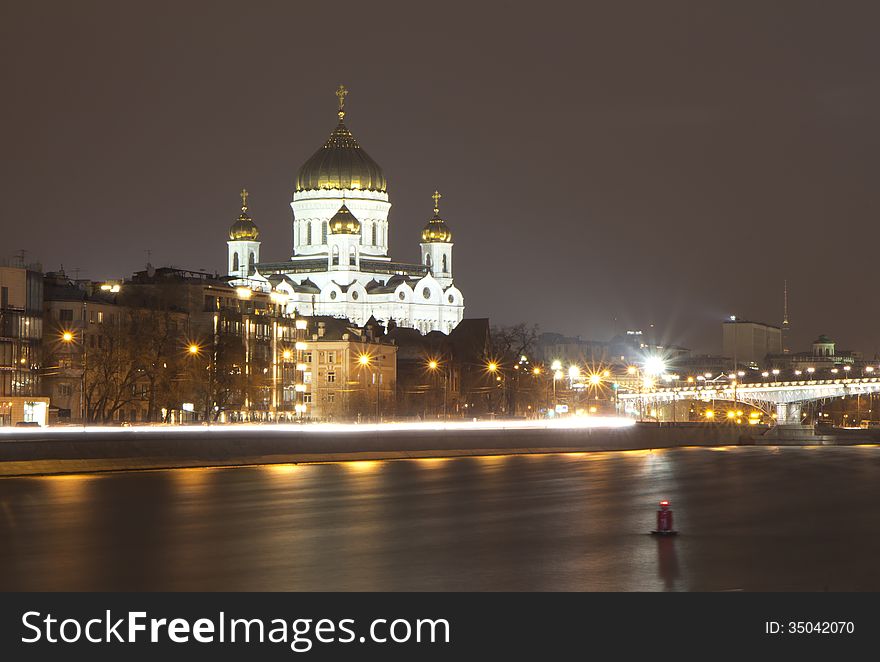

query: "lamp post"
(359, 353), (379, 422)
(61, 329), (86, 425)
(427, 358), (449, 419)
(487, 361), (500, 416)
(550, 360), (562, 414)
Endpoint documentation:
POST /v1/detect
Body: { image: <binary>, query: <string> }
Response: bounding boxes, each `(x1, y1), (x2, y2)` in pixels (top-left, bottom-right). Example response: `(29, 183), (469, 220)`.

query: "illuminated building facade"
(227, 86), (464, 335)
(0, 263), (48, 425)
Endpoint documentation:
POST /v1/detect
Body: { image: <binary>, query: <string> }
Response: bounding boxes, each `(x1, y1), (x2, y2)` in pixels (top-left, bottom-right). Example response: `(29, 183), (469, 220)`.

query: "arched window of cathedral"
(322, 221), (328, 244)
(371, 223), (377, 246)
(232, 252), (239, 272)
(425, 254), (432, 268)
(332, 245), (339, 266)
(307, 222), (313, 245)
(442, 254), (448, 273)
(248, 252), (256, 275)
(349, 247), (356, 266)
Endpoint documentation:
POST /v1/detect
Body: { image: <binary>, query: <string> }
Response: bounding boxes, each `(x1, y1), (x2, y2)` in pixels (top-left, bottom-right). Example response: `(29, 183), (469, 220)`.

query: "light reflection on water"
(1, 445), (879, 591)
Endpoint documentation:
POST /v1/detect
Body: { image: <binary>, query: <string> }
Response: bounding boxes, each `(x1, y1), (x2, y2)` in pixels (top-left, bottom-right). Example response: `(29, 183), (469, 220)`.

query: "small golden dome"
(295, 86), (387, 193)
(421, 189), (452, 243)
(228, 188), (260, 241)
(329, 203), (361, 235)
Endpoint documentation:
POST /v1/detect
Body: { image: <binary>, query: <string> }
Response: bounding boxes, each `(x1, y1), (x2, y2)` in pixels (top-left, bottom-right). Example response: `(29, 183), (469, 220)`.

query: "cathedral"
(226, 85), (465, 334)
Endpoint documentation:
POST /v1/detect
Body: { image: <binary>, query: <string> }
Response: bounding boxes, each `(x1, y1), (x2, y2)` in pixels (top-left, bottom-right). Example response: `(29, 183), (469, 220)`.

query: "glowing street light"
(282, 349), (292, 360)
(643, 356), (666, 376)
(551, 360), (562, 371)
(188, 343), (200, 355)
(589, 373), (602, 385)
(61, 330), (75, 343)
(358, 353), (372, 366)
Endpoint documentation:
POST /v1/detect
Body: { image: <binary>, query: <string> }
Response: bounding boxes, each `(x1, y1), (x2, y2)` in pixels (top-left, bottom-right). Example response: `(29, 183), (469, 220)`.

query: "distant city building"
(389, 318), (492, 419)
(0, 262), (48, 425)
(722, 319), (782, 368)
(302, 316), (397, 421)
(42, 271), (190, 423)
(766, 334), (862, 372)
(227, 86), (465, 334)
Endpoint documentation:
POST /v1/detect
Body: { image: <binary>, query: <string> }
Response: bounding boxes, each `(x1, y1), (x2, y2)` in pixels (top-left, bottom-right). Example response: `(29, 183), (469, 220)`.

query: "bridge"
(617, 376), (880, 424)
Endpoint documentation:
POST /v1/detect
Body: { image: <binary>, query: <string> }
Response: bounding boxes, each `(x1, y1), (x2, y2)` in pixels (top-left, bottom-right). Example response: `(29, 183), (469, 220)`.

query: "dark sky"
(4, 2), (879, 355)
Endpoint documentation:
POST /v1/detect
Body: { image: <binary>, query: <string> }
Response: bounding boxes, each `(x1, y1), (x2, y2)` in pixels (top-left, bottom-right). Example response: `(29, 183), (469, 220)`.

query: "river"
(1, 446), (878, 591)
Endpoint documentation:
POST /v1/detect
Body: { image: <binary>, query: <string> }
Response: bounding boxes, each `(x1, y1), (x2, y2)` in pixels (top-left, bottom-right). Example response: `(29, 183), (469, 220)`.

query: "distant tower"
(420, 190), (454, 287)
(228, 188), (261, 284)
(782, 280), (790, 353)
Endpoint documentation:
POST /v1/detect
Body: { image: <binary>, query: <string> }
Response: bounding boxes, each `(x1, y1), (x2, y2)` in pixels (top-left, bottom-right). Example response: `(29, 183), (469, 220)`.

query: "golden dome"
(295, 86), (387, 193)
(329, 203), (361, 235)
(228, 188), (260, 241)
(421, 190), (452, 243)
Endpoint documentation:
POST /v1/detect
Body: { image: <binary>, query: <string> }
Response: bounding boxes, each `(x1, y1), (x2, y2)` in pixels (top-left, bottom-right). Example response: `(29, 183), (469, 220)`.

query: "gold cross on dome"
(240, 188), (249, 211)
(336, 84), (348, 118)
(432, 190), (442, 214)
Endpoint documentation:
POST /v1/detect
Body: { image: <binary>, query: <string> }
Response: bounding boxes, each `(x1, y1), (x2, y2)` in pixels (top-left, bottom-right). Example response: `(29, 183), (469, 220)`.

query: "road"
(1, 446), (878, 591)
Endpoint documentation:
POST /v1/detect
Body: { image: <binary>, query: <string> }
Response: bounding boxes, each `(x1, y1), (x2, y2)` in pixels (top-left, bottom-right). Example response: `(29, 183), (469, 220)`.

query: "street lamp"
(426, 358), (448, 419)
(358, 353), (379, 422)
(61, 329), (86, 425)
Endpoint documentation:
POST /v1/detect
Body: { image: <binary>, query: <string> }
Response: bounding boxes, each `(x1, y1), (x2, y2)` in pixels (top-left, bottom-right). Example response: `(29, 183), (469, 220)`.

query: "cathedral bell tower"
(227, 188), (261, 284)
(420, 190), (453, 287)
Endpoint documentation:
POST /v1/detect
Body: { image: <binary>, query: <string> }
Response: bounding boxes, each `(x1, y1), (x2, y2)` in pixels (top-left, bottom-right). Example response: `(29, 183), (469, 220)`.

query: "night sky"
(4, 2), (879, 355)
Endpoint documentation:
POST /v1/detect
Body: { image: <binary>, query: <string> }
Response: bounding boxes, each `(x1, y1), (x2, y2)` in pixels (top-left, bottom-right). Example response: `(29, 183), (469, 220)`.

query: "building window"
(303, 393), (312, 404)
(58, 383), (72, 396)
(327, 371), (336, 383)
(398, 291), (405, 301)
(304, 351), (312, 363)
(350, 248), (356, 266)
(351, 291), (359, 300)
(442, 254), (448, 273)
(248, 252), (256, 275)
(332, 246), (339, 266)
(327, 351), (336, 364)
(232, 252), (239, 271)
(307, 222), (313, 245)
(97, 311), (104, 323)
(371, 223), (377, 245)
(60, 309), (73, 322)
(423, 287), (431, 299)
(327, 392), (335, 403)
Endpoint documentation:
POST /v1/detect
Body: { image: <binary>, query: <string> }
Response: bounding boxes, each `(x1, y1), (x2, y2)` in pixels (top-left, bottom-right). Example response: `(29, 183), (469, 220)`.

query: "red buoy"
(651, 499), (678, 536)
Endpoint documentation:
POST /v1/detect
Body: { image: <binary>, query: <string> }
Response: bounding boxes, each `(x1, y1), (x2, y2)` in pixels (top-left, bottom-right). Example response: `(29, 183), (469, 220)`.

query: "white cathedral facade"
(226, 85), (464, 334)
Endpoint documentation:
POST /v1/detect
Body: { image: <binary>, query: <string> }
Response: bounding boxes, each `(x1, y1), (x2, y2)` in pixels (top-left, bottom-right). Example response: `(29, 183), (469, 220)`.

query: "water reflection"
(0, 446), (878, 591)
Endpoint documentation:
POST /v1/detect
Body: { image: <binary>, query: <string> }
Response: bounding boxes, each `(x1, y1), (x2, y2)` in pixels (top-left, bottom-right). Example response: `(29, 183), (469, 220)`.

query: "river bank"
(0, 420), (790, 477)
